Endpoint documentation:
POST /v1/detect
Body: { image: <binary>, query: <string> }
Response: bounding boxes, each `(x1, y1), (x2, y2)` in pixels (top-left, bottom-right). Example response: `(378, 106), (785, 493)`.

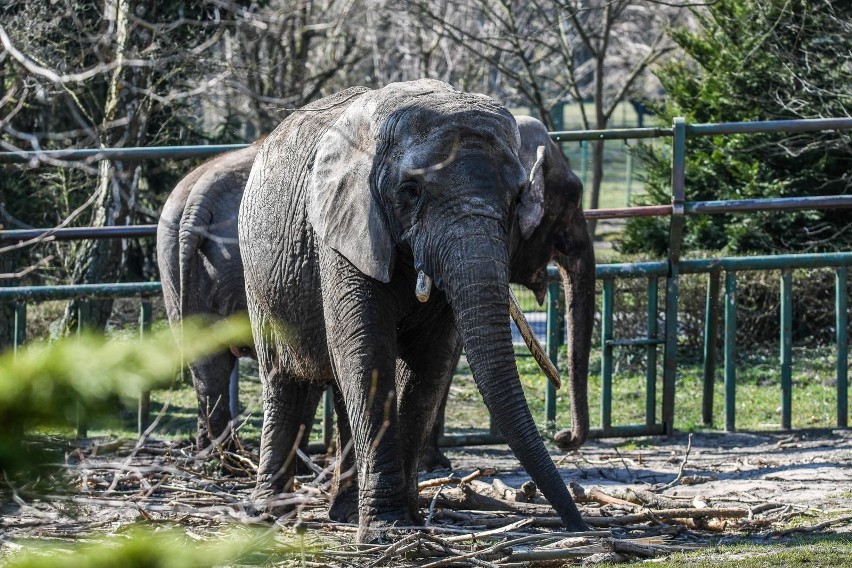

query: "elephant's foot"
(419, 444), (452, 472)
(328, 487), (358, 524)
(553, 427), (585, 451)
(250, 477), (299, 517)
(356, 514), (416, 544)
(328, 468), (359, 523)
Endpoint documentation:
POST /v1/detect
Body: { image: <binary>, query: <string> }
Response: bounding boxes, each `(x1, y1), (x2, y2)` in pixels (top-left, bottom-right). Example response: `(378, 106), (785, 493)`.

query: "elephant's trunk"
(438, 219), (587, 531)
(553, 231), (595, 450)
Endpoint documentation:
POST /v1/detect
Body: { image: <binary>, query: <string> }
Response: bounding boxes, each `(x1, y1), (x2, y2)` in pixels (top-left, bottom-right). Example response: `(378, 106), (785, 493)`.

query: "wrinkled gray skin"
(239, 80), (591, 542)
(156, 144), (323, 450)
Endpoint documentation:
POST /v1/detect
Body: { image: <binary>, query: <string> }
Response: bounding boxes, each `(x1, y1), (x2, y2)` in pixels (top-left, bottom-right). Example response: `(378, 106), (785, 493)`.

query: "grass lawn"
(81, 342), (843, 446)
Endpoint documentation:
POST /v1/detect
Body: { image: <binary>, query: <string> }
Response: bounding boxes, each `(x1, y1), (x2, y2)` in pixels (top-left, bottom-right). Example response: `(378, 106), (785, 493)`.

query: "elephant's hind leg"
(328, 386), (359, 523)
(190, 350), (238, 451)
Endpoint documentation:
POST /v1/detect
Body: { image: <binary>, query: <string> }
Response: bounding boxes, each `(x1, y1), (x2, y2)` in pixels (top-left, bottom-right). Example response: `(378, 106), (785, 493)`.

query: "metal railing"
(2, 116), (851, 443)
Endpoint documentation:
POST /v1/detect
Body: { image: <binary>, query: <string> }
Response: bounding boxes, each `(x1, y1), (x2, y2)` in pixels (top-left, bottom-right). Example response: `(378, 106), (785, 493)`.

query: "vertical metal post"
(662, 117), (687, 435)
(646, 277), (658, 427)
(580, 141), (589, 190)
(724, 271), (737, 432)
(323, 387), (335, 449)
(601, 278), (614, 432)
(545, 274), (564, 426)
(780, 270), (793, 430)
(13, 302), (26, 359)
(625, 146), (634, 207)
(837, 266), (848, 428)
(76, 300), (90, 439)
(702, 270), (721, 426)
(138, 300), (152, 436)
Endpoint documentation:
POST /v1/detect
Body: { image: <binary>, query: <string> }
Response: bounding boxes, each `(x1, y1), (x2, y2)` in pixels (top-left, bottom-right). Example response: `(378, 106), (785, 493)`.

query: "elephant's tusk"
(416, 271), (432, 302)
(509, 289), (562, 390)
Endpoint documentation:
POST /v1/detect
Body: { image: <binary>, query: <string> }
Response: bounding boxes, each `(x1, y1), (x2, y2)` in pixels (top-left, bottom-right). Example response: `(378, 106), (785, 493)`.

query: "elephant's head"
(511, 115), (596, 450)
(307, 80), (586, 530)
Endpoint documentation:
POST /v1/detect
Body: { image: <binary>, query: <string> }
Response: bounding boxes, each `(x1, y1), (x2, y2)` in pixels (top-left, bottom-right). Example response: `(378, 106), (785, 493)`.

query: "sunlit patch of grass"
(592, 534), (852, 568)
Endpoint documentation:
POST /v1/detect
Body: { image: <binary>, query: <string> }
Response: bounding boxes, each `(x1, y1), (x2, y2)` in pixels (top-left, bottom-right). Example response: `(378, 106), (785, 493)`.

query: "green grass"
(593, 534), (852, 568)
(76, 341), (841, 447)
(446, 343), (842, 437)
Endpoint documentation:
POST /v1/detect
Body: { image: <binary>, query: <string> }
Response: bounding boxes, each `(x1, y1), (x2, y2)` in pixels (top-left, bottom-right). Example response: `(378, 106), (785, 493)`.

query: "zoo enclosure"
(1, 116), (851, 446)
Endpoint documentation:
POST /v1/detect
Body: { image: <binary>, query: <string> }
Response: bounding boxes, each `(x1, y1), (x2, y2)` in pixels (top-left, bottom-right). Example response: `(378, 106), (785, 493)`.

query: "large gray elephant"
(238, 80), (592, 541)
(156, 144), (323, 450)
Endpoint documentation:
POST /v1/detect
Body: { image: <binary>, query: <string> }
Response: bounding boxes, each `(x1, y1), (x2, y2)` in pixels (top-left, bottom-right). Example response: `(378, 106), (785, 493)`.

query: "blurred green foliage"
(7, 528), (263, 568)
(0, 316), (251, 480)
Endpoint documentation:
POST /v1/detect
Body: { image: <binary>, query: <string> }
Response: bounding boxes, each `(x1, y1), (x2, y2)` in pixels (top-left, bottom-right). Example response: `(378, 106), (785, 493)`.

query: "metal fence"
(2, 116), (851, 445)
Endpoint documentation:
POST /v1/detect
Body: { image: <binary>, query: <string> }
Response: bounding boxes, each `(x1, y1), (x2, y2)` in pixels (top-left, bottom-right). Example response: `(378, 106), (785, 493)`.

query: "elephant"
(238, 79), (593, 541)
(156, 143), (323, 450)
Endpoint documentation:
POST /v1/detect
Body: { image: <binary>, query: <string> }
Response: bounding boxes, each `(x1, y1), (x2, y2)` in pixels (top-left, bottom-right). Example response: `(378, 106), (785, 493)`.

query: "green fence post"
(646, 277), (658, 427)
(837, 266), (848, 428)
(724, 271), (737, 432)
(702, 270), (721, 426)
(580, 141), (589, 190)
(662, 117), (687, 435)
(323, 387), (335, 449)
(625, 146), (634, 207)
(138, 300), (152, 436)
(13, 302), (26, 359)
(601, 278), (615, 432)
(546, 275), (564, 426)
(780, 270), (793, 430)
(76, 300), (90, 439)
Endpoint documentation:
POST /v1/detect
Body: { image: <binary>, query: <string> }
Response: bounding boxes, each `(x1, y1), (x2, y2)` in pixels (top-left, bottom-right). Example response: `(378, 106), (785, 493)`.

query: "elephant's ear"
(518, 144), (546, 239)
(308, 100), (395, 282)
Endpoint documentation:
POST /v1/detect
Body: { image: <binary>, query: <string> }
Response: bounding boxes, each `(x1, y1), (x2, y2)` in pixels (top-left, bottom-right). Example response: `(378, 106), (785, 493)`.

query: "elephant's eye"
(397, 180), (421, 204)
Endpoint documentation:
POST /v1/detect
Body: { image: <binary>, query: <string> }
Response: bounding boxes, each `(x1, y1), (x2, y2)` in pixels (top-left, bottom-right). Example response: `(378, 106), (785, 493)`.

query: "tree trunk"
(61, 0), (131, 334)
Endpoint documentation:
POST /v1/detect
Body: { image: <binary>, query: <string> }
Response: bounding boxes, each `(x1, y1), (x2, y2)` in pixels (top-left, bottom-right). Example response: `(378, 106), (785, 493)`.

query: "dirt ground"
(444, 429), (852, 515)
(1, 430), (851, 565)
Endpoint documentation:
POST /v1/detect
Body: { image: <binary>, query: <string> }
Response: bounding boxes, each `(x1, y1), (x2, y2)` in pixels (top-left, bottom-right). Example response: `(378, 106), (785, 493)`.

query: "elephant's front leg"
(395, 307), (461, 518)
(320, 252), (408, 542)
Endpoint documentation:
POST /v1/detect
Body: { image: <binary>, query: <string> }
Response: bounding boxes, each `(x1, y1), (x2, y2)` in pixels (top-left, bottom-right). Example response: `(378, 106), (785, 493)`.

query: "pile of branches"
(1, 436), (843, 566)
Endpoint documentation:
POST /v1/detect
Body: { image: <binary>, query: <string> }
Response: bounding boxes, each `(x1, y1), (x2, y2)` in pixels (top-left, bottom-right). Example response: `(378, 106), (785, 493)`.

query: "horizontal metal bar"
(594, 262), (669, 279)
(0, 282), (161, 301)
(689, 117), (852, 137)
(680, 252), (852, 273)
(4, 254), (849, 303)
(686, 195), (852, 215)
(438, 433), (505, 447)
(553, 251), (852, 281)
(0, 144), (248, 164)
(5, 190), (844, 242)
(606, 338), (664, 347)
(550, 127), (673, 142)
(0, 225), (158, 242)
(588, 423), (667, 438)
(585, 205), (672, 219)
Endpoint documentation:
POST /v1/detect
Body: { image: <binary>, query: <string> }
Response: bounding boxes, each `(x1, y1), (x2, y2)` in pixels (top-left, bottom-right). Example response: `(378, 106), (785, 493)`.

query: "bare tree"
(411, 0), (685, 235)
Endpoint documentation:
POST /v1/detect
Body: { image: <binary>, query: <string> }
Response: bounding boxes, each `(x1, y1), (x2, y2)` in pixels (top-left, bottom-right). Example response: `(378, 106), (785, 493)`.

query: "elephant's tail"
(177, 195), (214, 329)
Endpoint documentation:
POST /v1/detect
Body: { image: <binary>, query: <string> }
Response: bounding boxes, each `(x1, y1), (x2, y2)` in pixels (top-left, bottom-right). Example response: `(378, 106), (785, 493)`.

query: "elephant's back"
(239, 87), (370, 378)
